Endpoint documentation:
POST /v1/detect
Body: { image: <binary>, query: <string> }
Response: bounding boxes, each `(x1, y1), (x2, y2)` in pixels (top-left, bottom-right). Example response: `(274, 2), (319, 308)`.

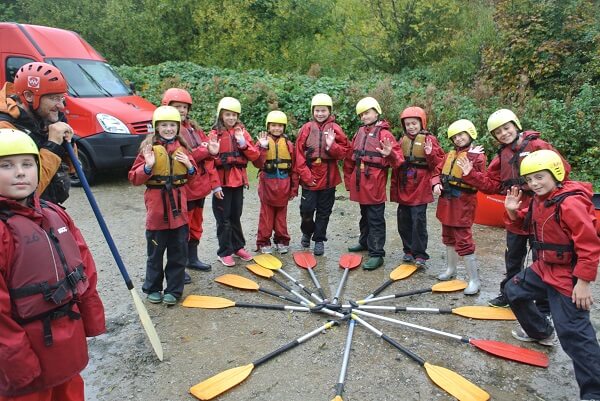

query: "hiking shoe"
(275, 244), (289, 254)
(218, 255), (235, 267)
(488, 294), (510, 308)
(188, 259), (211, 271)
(363, 256), (384, 270)
(260, 246), (273, 254)
(402, 253), (415, 263)
(301, 234), (311, 248)
(415, 258), (427, 269)
(313, 241), (325, 256)
(147, 292), (162, 304)
(163, 293), (177, 306)
(184, 271), (192, 285)
(348, 243), (368, 252)
(234, 248), (253, 261)
(511, 326), (558, 347)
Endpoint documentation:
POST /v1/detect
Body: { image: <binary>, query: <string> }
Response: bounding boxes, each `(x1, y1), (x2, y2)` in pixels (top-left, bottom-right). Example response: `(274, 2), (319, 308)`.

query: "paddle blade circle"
(339, 253), (362, 269)
(182, 295), (235, 309)
(253, 254), (282, 270)
(246, 263), (274, 278)
(190, 363), (254, 400)
(389, 264), (418, 280)
(424, 362), (490, 401)
(215, 274), (259, 290)
(469, 339), (549, 368)
(431, 279), (468, 292)
(453, 306), (517, 320)
(293, 251), (317, 269)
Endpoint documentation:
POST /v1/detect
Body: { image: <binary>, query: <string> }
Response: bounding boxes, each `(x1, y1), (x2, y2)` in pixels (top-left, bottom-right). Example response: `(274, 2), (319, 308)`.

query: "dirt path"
(62, 174), (599, 401)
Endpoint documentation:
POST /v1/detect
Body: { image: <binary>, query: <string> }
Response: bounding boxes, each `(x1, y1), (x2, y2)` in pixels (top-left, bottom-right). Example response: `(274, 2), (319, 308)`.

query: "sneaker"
(301, 234), (311, 248)
(260, 246), (273, 254)
(402, 253), (415, 263)
(363, 256), (384, 270)
(218, 255), (235, 267)
(348, 243), (368, 252)
(147, 292), (162, 304)
(313, 241), (325, 256)
(415, 258), (427, 269)
(234, 248), (253, 261)
(488, 294), (510, 308)
(184, 271), (192, 285)
(163, 293), (177, 306)
(276, 244), (289, 254)
(511, 326), (558, 347)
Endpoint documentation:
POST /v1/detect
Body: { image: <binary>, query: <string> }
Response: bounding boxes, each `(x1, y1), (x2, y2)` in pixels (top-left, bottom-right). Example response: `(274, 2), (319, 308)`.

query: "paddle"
(182, 295), (310, 312)
(332, 253), (362, 305)
(214, 274), (302, 304)
(361, 263), (418, 300)
(189, 320), (338, 400)
(331, 319), (356, 401)
(358, 280), (467, 304)
(353, 310), (548, 368)
(348, 304), (516, 321)
(294, 251), (327, 301)
(245, 264), (317, 305)
(65, 142), (163, 361)
(352, 314), (490, 401)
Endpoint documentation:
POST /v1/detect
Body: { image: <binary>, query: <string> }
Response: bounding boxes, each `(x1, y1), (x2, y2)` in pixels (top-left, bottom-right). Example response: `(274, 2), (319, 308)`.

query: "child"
(128, 106), (198, 305)
(390, 106), (445, 269)
(457, 109), (571, 307)
(294, 93), (350, 256)
(253, 110), (299, 254)
(210, 97), (259, 266)
(432, 119), (486, 294)
(0, 129), (105, 399)
(504, 149), (600, 400)
(343, 97), (402, 270)
(161, 88), (220, 280)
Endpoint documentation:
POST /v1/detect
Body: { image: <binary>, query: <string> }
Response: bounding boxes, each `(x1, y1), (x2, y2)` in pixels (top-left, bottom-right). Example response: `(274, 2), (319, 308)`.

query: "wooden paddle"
(361, 263), (418, 300)
(182, 295), (310, 312)
(294, 251), (328, 301)
(189, 320), (338, 400)
(214, 274), (302, 304)
(331, 319), (356, 401)
(349, 305), (516, 321)
(332, 253), (362, 305)
(352, 314), (490, 401)
(353, 310), (549, 368)
(358, 280), (467, 304)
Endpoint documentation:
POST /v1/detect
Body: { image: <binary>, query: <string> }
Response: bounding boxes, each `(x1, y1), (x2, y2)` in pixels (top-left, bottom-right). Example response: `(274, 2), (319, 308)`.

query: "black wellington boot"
(188, 240), (211, 271)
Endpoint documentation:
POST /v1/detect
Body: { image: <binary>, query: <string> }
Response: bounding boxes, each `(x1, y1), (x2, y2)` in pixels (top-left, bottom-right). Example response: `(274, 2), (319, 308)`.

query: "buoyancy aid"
(440, 150), (476, 193)
(146, 144), (188, 186)
(305, 121), (335, 164)
(498, 131), (540, 191)
(1, 201), (88, 346)
(264, 136), (292, 173)
(400, 133), (428, 167)
(352, 125), (386, 191)
(214, 129), (248, 170)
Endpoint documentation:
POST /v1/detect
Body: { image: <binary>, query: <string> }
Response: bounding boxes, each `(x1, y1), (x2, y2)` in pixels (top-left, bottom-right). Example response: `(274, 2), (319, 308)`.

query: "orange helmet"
(161, 88), (193, 107)
(13, 62), (67, 110)
(400, 106), (427, 130)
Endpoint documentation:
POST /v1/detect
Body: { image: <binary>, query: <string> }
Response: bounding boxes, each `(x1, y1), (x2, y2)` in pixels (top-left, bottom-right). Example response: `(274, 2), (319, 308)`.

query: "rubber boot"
(463, 254), (481, 295)
(438, 246), (458, 280)
(188, 240), (211, 271)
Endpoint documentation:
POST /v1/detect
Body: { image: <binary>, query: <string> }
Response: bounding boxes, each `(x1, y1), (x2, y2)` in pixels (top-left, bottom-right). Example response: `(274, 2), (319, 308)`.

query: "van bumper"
(77, 132), (145, 169)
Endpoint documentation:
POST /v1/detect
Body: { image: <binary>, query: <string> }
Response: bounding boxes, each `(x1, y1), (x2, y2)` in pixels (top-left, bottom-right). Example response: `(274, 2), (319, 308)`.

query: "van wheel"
(70, 149), (96, 186)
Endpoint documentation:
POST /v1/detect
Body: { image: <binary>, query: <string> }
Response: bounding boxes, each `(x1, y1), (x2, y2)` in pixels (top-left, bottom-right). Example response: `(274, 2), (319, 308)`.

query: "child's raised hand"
(468, 145), (485, 154)
(234, 126), (245, 143)
(456, 157), (473, 175)
(504, 186), (522, 212)
(207, 134), (220, 155)
(424, 136), (433, 155)
(376, 137), (393, 157)
(258, 131), (269, 148)
(324, 129), (336, 148)
(143, 144), (155, 168)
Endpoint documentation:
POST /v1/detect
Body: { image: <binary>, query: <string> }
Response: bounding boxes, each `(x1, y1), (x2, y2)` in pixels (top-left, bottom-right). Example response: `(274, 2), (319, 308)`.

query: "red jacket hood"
(555, 180), (594, 198)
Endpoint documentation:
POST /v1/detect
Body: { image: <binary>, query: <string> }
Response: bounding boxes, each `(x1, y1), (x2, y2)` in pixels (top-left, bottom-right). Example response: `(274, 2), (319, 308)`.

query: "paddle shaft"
(235, 302), (310, 312)
(361, 287), (432, 304)
(258, 287), (303, 305)
(332, 268), (349, 305)
(267, 276), (314, 307)
(276, 268), (324, 303)
(307, 268), (327, 301)
(348, 305), (455, 315)
(334, 318), (355, 397)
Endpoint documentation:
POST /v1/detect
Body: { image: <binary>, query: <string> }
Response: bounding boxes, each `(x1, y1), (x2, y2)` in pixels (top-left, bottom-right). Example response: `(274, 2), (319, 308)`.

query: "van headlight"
(97, 113), (130, 134)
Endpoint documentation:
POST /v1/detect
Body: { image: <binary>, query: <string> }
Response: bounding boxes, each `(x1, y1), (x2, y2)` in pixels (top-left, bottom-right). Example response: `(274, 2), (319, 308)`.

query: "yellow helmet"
(266, 110), (288, 128)
(217, 97), (241, 115)
(311, 93), (333, 110)
(152, 106), (181, 130)
(487, 109), (522, 133)
(520, 149), (565, 182)
(0, 128), (41, 180)
(356, 97), (382, 115)
(447, 119), (477, 140)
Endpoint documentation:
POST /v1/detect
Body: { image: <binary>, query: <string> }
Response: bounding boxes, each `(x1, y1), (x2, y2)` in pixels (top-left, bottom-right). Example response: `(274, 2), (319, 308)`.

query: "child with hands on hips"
(503, 149), (600, 401)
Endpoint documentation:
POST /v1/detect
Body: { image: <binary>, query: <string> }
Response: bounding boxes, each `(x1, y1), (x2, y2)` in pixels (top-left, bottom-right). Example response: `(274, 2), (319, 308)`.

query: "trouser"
(357, 203), (386, 257)
(187, 198), (205, 241)
(396, 203), (429, 260)
(506, 269), (600, 400)
(441, 225), (475, 256)
(256, 202), (290, 248)
(143, 225), (188, 298)
(213, 186), (245, 256)
(299, 187), (335, 242)
(0, 374), (84, 401)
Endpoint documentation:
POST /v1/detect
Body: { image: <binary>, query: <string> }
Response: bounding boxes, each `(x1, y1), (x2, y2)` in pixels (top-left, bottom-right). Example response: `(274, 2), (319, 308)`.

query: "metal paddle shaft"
(276, 268), (323, 303)
(333, 319), (356, 399)
(65, 142), (163, 361)
(307, 268), (327, 301)
(332, 268), (349, 305)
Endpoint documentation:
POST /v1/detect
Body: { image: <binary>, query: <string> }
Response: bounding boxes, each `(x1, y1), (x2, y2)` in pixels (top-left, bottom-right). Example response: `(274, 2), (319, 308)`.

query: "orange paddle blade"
(293, 251), (317, 269)
(431, 280), (467, 292)
(246, 263), (274, 278)
(424, 362), (490, 401)
(190, 363), (254, 400)
(469, 339), (549, 368)
(339, 253), (362, 269)
(182, 295), (235, 309)
(389, 264), (418, 280)
(452, 306), (516, 320)
(215, 274), (260, 290)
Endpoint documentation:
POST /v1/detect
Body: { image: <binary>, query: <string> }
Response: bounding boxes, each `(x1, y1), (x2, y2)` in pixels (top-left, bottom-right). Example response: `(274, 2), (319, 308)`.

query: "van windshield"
(47, 59), (132, 98)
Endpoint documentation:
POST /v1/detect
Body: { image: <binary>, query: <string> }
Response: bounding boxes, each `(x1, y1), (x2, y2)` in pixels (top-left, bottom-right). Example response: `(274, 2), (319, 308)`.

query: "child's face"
(313, 106), (330, 123)
(451, 132), (471, 148)
(268, 123), (285, 136)
(525, 170), (557, 197)
(0, 154), (38, 204)
(169, 101), (190, 120)
(221, 110), (239, 128)
(403, 118), (422, 136)
(491, 122), (518, 144)
(359, 109), (379, 125)
(156, 121), (179, 140)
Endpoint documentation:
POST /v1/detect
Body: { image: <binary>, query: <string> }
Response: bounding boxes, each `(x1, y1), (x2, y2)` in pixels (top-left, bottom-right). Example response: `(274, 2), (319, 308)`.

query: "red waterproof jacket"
(390, 132), (445, 205)
(461, 131), (571, 234)
(0, 196), (105, 397)
(128, 139), (198, 230)
(512, 181), (599, 297)
(253, 135), (299, 207)
(210, 124), (260, 188)
(343, 120), (403, 204)
(179, 121), (219, 200)
(294, 116), (350, 190)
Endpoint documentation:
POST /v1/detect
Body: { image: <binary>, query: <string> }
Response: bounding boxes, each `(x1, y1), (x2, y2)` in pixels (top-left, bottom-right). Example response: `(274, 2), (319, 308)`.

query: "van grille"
(131, 120), (153, 134)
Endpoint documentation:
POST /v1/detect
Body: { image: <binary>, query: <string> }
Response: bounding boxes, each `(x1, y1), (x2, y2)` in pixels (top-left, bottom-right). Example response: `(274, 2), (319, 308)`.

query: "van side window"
(6, 57), (35, 83)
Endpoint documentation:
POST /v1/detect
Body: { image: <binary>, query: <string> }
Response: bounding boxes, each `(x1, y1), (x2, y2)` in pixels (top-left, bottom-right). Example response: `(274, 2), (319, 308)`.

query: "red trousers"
(0, 375), (84, 401)
(441, 224), (475, 256)
(188, 206), (204, 241)
(256, 203), (290, 247)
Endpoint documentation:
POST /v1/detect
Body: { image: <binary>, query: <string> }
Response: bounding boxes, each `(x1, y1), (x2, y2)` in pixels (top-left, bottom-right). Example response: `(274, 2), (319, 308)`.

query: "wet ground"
(62, 172), (600, 401)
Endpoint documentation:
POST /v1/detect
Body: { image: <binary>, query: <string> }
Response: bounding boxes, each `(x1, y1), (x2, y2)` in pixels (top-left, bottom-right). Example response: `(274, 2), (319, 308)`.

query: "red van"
(0, 22), (156, 184)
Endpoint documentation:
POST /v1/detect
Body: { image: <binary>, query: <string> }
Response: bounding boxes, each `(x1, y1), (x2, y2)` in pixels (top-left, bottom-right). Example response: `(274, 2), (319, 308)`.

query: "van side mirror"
(129, 82), (136, 94)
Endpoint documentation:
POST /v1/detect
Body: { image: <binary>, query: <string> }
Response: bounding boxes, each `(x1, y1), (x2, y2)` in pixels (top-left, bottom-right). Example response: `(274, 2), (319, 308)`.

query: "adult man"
(0, 62), (74, 204)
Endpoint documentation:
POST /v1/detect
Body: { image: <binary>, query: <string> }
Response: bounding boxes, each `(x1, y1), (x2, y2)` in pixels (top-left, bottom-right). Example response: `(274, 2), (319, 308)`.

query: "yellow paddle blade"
(190, 363), (254, 400)
(452, 306), (516, 320)
(331, 396), (343, 401)
(389, 264), (418, 280)
(182, 295), (236, 309)
(215, 274), (260, 290)
(131, 289), (163, 361)
(253, 254), (283, 270)
(431, 279), (467, 292)
(246, 263), (274, 278)
(424, 362), (490, 401)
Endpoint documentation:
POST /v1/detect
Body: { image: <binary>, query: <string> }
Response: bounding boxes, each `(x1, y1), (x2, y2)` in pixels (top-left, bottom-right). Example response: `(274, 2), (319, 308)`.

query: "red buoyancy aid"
(352, 125), (386, 191)
(2, 201), (88, 345)
(214, 127), (248, 170)
(305, 121), (336, 161)
(498, 131), (541, 191)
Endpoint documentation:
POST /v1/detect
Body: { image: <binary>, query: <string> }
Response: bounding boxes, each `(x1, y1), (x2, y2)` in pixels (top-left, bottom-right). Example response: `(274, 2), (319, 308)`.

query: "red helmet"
(161, 88), (193, 107)
(400, 106), (427, 130)
(13, 62), (67, 110)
